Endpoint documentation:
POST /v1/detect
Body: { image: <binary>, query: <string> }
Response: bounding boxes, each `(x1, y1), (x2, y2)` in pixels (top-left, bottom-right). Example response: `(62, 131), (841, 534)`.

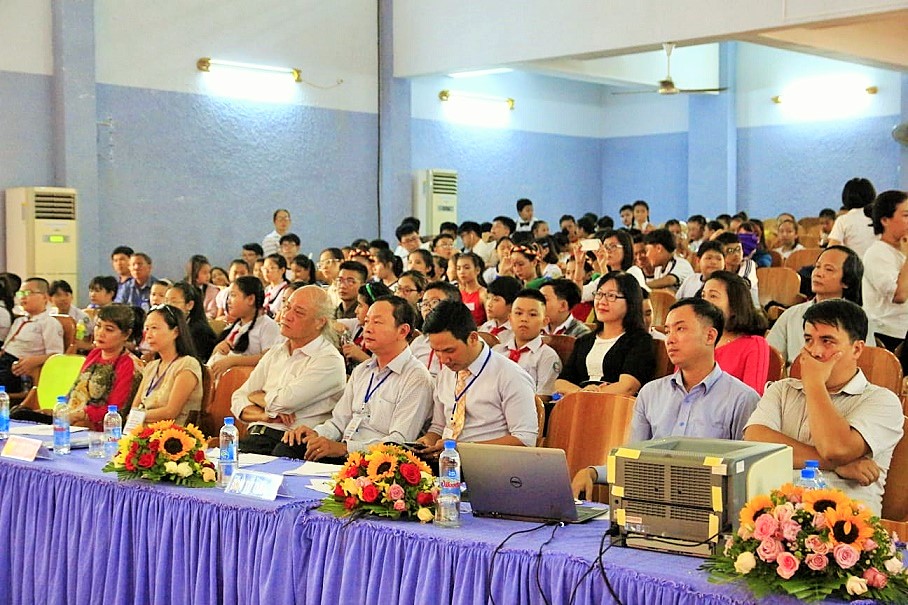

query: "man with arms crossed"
(745, 299), (902, 516)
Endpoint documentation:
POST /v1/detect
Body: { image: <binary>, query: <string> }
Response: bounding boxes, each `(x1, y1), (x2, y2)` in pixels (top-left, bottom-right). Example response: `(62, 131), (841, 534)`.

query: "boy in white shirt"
(0, 277), (64, 390)
(478, 276), (521, 344)
(493, 289), (561, 396)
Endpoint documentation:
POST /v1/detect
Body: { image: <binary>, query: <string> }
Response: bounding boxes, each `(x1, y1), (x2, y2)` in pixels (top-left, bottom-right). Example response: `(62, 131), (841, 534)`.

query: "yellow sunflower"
(148, 419), (178, 432)
(824, 506), (874, 547)
(739, 494), (774, 529)
(183, 423), (206, 445)
(366, 451), (398, 481)
(802, 489), (853, 515)
(159, 428), (195, 461)
(775, 483), (804, 502)
(404, 449), (432, 475)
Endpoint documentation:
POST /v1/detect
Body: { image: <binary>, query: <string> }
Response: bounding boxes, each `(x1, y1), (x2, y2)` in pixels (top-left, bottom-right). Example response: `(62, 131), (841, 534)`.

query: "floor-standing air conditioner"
(5, 186), (79, 297)
(413, 169), (458, 235)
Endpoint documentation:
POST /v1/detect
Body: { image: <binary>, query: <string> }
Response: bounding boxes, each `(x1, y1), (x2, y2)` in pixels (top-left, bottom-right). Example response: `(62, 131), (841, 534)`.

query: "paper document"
(9, 425), (88, 436)
(283, 461), (344, 477)
(206, 448), (277, 467)
(307, 479), (334, 494)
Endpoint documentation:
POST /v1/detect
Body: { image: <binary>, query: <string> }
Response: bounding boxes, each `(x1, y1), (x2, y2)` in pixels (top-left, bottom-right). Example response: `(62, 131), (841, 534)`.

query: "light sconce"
(771, 85), (877, 104)
(438, 89), (515, 110)
(197, 57), (302, 82)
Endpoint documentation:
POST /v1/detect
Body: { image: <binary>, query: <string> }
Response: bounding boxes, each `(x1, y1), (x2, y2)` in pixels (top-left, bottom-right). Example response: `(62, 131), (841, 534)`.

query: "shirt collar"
(289, 334), (328, 358)
(26, 310), (50, 321)
(467, 342), (491, 374)
(791, 368), (868, 396)
(365, 346), (413, 374)
(505, 334), (543, 352)
(549, 316), (574, 334)
(670, 362), (724, 393)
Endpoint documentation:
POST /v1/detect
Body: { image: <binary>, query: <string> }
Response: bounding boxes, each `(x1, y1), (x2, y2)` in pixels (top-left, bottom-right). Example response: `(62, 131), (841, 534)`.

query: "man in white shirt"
(231, 286), (346, 455)
(261, 208), (292, 257)
(410, 281), (462, 377)
(279, 296), (434, 461)
(418, 300), (538, 453)
(644, 229), (693, 293)
(458, 221), (495, 266)
(0, 277), (64, 391)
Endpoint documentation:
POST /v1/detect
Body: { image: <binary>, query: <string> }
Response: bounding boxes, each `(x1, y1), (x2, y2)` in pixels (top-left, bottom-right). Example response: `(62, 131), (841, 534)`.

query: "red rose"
(138, 453), (156, 468)
(344, 496), (358, 510)
(417, 491), (435, 506)
(139, 428), (154, 438)
(359, 458), (368, 468)
(129, 441), (139, 453)
(124, 454), (136, 471)
(334, 483), (345, 497)
(194, 450), (206, 462)
(361, 483), (379, 503)
(344, 465), (360, 478)
(399, 463), (421, 485)
(148, 440), (160, 452)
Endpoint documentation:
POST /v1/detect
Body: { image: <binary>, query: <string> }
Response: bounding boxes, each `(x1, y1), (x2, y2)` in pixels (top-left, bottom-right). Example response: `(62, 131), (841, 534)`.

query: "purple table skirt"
(0, 435), (862, 605)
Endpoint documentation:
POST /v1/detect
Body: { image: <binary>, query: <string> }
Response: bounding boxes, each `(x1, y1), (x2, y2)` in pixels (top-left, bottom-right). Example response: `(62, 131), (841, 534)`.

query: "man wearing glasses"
(394, 222), (424, 261)
(410, 281), (462, 377)
(334, 261), (368, 320)
(0, 278), (64, 391)
(714, 232), (760, 306)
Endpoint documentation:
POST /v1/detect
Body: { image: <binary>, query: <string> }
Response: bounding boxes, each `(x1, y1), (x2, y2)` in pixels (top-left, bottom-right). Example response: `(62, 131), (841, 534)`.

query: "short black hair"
(818, 245), (864, 305)
(480, 222), (493, 233)
(89, 275), (119, 294)
(559, 214), (576, 225)
(458, 221), (482, 237)
(516, 198), (533, 212)
(803, 299), (868, 344)
(492, 216), (517, 234)
(706, 220), (724, 232)
(632, 200), (649, 210)
(577, 216), (597, 235)
(49, 280), (73, 296)
(111, 246), (134, 258)
(279, 233), (301, 246)
(486, 276), (522, 305)
(24, 276), (50, 294)
(320, 247), (344, 261)
(668, 297), (725, 345)
(242, 243), (264, 257)
(369, 239), (390, 250)
(422, 300), (476, 343)
(338, 260), (368, 282)
(596, 216), (614, 230)
(395, 223), (419, 241)
(424, 280), (461, 301)
(842, 178), (876, 210)
(687, 215), (706, 227)
(230, 258), (251, 271)
(439, 221), (458, 234)
(541, 278), (582, 309)
(272, 208), (290, 221)
(872, 190), (908, 235)
(514, 288), (547, 307)
(400, 216), (421, 230)
(819, 208), (837, 220)
(373, 295), (418, 338)
(644, 228), (676, 254)
(714, 232), (741, 247)
(619, 204), (633, 213)
(665, 219), (680, 228)
(697, 240), (724, 257)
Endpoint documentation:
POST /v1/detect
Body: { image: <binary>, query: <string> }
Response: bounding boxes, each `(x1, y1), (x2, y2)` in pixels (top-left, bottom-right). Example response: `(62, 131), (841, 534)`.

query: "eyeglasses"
(401, 235), (422, 244)
(603, 244), (620, 252)
(397, 286), (420, 295)
(724, 246), (743, 255)
(14, 290), (35, 298)
(419, 298), (442, 311)
(435, 243), (454, 249)
(593, 291), (626, 302)
(317, 259), (340, 268)
(335, 277), (361, 287)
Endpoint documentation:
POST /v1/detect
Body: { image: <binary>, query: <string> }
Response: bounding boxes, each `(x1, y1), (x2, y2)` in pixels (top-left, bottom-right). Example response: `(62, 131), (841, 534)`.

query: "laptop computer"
(458, 443), (608, 524)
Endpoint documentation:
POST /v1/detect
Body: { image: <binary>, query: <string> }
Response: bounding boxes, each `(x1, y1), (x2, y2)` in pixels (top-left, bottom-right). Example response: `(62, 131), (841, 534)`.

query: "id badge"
(465, 301), (475, 311)
(342, 413), (366, 441)
(124, 409), (147, 434)
(441, 426), (454, 440)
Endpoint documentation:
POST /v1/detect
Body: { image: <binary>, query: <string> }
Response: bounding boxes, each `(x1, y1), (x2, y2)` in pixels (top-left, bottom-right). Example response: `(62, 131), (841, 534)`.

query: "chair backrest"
(768, 250), (783, 267)
(534, 396), (546, 447)
(208, 319), (227, 337)
(203, 366), (254, 439)
(649, 290), (676, 329)
(798, 234), (820, 248)
(652, 339), (674, 379)
(477, 332), (500, 347)
(755, 267), (802, 309)
(766, 346), (785, 383)
(541, 334), (576, 366)
(545, 391), (636, 479)
(36, 353), (87, 410)
(52, 314), (77, 354)
(789, 346), (903, 396)
(783, 247), (823, 270)
(881, 415), (908, 522)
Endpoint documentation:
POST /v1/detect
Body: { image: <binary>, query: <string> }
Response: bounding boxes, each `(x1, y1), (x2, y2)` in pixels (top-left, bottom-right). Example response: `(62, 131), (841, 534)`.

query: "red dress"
(715, 335), (770, 395)
(460, 289), (487, 326)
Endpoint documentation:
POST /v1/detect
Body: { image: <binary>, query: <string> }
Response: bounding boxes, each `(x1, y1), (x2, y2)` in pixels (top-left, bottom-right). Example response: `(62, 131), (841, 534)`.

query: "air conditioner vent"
(432, 172), (458, 195)
(34, 193), (76, 220)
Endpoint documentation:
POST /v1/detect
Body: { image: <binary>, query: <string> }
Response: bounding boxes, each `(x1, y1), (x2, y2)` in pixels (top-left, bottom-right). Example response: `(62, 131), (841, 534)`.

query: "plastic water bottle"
(0, 386), (9, 439)
(103, 405), (122, 460)
(53, 396), (71, 455)
(804, 460), (827, 488)
(797, 467), (822, 490)
(218, 417), (239, 487)
(435, 440), (461, 527)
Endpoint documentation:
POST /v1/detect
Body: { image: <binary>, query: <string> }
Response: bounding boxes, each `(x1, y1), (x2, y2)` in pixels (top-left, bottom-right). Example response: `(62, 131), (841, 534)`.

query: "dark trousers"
(0, 352), (21, 392)
(239, 428), (345, 463)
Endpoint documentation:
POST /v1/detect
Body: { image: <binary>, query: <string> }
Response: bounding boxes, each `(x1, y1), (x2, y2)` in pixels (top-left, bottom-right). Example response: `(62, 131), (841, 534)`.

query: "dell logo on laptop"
(509, 476), (523, 488)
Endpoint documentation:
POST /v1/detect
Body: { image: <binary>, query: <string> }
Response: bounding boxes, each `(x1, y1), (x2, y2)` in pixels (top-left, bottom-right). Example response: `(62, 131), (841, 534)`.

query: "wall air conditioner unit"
(413, 169), (458, 235)
(5, 186), (79, 298)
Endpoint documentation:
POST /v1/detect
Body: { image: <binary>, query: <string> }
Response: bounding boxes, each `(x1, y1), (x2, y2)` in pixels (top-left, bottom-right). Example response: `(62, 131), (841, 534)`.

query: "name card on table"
(1, 435), (51, 462)
(224, 470), (291, 501)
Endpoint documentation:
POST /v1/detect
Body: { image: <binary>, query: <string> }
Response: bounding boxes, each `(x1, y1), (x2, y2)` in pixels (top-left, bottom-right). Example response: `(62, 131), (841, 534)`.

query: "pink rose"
(757, 538), (783, 563)
(805, 553), (828, 571)
(753, 513), (779, 541)
(862, 567), (888, 589)
(862, 538), (878, 552)
(812, 513), (827, 529)
(805, 535), (829, 555)
(773, 503), (794, 524)
(393, 499), (407, 512)
(388, 483), (405, 501)
(776, 551), (800, 579)
(781, 520), (802, 542)
(833, 543), (859, 569)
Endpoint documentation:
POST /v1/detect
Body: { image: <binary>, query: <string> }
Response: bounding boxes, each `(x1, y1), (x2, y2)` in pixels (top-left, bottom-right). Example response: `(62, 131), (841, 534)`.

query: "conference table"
(0, 435), (850, 605)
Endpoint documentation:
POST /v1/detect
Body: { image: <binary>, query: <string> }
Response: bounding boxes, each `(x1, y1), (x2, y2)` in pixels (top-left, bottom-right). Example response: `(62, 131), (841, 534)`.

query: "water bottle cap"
(224, 417), (235, 425)
(57, 396), (67, 403)
(800, 468), (816, 479)
(805, 460), (819, 468)
(443, 439), (456, 449)
(551, 393), (562, 401)
(0, 386), (5, 393)
(108, 405), (118, 413)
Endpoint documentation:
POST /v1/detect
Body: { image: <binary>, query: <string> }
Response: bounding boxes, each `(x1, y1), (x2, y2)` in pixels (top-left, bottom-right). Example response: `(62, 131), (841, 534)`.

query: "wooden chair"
(188, 365), (214, 431)
(477, 332), (500, 347)
(652, 339), (674, 379)
(544, 391), (636, 480)
(798, 234), (820, 248)
(541, 334), (575, 366)
(648, 289), (676, 329)
(535, 396), (546, 447)
(52, 314), (77, 354)
(768, 250), (783, 268)
(208, 318), (227, 337)
(203, 366), (253, 441)
(783, 247), (823, 271)
(756, 267), (803, 310)
(766, 346), (785, 383)
(881, 414), (908, 535)
(790, 346), (903, 396)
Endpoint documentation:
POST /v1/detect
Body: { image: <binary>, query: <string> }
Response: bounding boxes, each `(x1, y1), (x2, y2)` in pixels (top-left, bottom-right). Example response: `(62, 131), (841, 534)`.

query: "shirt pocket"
(368, 396), (397, 434)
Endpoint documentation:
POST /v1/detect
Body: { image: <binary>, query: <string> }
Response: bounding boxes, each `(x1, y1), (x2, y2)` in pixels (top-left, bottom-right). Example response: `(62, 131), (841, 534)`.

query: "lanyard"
(144, 359), (174, 398)
(364, 367), (393, 405)
(454, 347), (492, 403)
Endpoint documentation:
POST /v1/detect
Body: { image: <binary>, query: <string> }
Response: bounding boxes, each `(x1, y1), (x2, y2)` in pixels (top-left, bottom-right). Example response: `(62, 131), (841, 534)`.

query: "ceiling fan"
(612, 43), (727, 96)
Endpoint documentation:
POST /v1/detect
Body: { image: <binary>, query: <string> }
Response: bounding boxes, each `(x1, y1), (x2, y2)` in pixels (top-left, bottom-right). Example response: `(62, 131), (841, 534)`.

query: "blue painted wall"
(411, 118), (603, 225)
(737, 114), (901, 219)
(96, 84), (379, 279)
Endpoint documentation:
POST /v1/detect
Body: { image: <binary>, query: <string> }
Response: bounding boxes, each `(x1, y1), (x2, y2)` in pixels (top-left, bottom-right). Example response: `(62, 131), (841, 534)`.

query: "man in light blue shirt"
(571, 297), (760, 497)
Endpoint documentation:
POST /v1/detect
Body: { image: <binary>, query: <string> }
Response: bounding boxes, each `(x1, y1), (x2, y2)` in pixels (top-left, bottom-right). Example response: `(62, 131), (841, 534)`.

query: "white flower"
(845, 576), (868, 596)
(884, 557), (904, 574)
(734, 551), (756, 574)
(164, 461), (179, 475)
(176, 462), (193, 478)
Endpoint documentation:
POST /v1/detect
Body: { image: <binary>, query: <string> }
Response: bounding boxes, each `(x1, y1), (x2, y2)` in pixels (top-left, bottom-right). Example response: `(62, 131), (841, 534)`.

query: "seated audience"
(536, 236), (563, 279)
(432, 233), (456, 260)
(49, 279), (92, 336)
(0, 278), (64, 391)
(557, 271), (654, 395)
(479, 276), (522, 342)
(208, 276), (282, 379)
(818, 208), (837, 248)
(407, 249), (436, 281)
(210, 266), (229, 288)
(232, 286), (346, 455)
(456, 252), (487, 327)
(702, 271), (770, 394)
(828, 177), (877, 257)
(110, 245), (134, 290)
(714, 232), (760, 306)
(186, 254), (221, 319)
(458, 221), (495, 267)
(279, 233), (301, 267)
(114, 252), (158, 310)
(492, 289), (560, 396)
(862, 190), (908, 353)
(572, 298), (760, 497)
(394, 220), (425, 261)
(261, 254), (291, 318)
(334, 260), (368, 320)
(744, 299), (903, 516)
(338, 281), (393, 372)
(396, 270), (426, 327)
(164, 282), (218, 363)
(214, 259), (251, 319)
(508, 244), (547, 289)
(540, 279), (591, 337)
(675, 240), (726, 300)
(149, 279), (170, 308)
(131, 305), (202, 426)
(86, 275), (118, 310)
(262, 208), (291, 257)
(289, 255), (317, 285)
(411, 281), (462, 377)
(0, 275), (14, 345)
(372, 248), (402, 290)
(417, 300), (538, 452)
(241, 243), (263, 273)
(644, 229), (693, 292)
(739, 220), (772, 268)
(772, 219), (804, 261)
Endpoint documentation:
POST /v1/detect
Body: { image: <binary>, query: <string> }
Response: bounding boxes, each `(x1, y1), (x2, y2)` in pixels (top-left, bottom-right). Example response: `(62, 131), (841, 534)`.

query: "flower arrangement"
(319, 443), (436, 522)
(703, 484), (908, 602)
(102, 421), (217, 487)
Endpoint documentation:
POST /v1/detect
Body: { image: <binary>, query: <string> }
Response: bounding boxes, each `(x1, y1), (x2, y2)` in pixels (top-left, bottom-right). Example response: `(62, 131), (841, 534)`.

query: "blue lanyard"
(364, 368), (393, 404)
(144, 359), (174, 398)
(454, 347), (492, 404)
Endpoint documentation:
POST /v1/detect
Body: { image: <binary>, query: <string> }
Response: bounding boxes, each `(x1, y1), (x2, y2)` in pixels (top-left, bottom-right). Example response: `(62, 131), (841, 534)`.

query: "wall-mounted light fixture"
(772, 85), (877, 104)
(448, 68), (513, 79)
(438, 89), (515, 110)
(197, 57), (302, 82)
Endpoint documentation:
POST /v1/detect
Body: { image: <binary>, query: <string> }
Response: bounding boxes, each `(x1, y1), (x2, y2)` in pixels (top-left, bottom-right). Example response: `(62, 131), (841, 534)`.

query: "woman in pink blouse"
(701, 271), (770, 394)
